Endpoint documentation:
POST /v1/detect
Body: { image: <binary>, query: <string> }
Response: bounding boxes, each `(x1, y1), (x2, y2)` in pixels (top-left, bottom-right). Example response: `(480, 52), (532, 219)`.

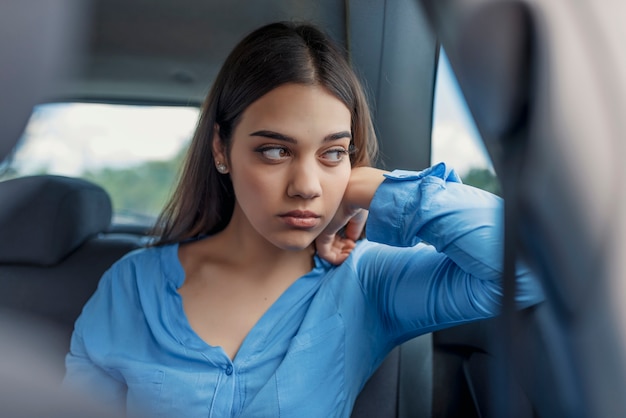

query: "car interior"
(1, 0), (625, 417)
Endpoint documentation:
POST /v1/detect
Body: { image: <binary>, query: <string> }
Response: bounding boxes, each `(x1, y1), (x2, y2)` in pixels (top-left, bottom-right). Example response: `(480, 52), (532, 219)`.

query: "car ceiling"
(69, 0), (346, 104)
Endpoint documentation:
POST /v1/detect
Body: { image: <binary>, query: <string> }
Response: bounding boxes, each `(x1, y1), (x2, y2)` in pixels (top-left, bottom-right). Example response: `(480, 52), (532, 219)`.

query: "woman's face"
(214, 83), (352, 251)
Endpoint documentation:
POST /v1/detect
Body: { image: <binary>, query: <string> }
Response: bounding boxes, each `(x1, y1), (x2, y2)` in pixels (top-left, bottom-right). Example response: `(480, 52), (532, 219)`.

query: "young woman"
(64, 22), (542, 417)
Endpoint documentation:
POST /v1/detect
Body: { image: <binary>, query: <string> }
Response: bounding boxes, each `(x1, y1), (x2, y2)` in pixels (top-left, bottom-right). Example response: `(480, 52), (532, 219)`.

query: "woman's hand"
(315, 206), (368, 265)
(316, 167), (388, 265)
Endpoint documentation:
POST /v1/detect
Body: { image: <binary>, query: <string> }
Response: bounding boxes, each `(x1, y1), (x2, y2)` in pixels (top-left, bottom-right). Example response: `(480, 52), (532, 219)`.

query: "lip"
(278, 210), (322, 229)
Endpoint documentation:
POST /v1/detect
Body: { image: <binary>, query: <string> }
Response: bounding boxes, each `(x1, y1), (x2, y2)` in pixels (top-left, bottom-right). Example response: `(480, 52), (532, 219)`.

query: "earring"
(216, 162), (228, 173)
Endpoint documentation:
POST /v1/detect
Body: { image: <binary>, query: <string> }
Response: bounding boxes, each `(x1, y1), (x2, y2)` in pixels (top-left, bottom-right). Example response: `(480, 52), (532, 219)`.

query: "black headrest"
(0, 175), (112, 266)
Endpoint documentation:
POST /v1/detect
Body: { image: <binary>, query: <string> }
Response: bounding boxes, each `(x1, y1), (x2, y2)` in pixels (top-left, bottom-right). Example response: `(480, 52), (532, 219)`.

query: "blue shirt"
(64, 163), (542, 418)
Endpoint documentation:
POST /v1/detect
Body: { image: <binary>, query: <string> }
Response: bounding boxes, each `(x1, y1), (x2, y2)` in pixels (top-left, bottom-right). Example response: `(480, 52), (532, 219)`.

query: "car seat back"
(0, 175), (144, 367)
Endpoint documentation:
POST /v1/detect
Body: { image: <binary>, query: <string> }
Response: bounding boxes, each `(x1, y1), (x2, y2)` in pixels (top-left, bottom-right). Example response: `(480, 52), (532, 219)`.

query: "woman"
(64, 22), (542, 417)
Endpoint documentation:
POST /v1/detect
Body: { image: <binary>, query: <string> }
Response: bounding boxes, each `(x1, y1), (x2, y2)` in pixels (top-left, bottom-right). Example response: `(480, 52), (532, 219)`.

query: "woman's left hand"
(315, 167), (388, 265)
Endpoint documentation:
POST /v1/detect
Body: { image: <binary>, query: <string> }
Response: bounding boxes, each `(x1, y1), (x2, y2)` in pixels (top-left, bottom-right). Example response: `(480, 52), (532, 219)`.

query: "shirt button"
(225, 365), (233, 376)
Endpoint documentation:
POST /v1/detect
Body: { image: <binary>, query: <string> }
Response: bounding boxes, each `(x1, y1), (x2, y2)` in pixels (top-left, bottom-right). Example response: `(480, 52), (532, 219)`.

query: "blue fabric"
(64, 163), (543, 418)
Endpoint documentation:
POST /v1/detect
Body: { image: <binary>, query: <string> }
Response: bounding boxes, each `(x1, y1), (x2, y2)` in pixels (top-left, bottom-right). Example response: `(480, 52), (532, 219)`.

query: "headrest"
(0, 175), (112, 266)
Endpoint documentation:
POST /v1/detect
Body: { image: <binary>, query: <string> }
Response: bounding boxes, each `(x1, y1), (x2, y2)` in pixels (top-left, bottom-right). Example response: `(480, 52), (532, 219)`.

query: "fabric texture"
(64, 163), (543, 418)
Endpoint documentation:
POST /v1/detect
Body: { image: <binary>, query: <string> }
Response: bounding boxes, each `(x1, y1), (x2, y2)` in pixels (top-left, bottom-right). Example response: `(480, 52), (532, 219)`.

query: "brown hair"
(152, 21), (378, 245)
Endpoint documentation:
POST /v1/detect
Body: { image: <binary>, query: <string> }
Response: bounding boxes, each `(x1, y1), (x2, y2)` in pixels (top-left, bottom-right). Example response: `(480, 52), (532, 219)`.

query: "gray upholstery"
(0, 175), (113, 265)
(431, 308), (541, 418)
(0, 175), (143, 365)
(352, 347), (402, 417)
(352, 334), (433, 418)
(0, 235), (143, 329)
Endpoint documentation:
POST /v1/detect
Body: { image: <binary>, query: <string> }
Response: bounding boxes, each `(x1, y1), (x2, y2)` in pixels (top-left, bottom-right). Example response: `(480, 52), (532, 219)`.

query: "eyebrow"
(249, 130), (352, 143)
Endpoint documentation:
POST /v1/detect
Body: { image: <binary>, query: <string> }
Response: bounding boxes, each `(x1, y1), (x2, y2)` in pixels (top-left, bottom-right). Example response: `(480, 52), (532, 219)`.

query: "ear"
(212, 124), (227, 166)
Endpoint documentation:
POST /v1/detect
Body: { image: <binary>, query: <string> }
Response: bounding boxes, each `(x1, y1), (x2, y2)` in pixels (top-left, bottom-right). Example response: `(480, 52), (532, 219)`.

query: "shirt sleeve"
(361, 162), (543, 344)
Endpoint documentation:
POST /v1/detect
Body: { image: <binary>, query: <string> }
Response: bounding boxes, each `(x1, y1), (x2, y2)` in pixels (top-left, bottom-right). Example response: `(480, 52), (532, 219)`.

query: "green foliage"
(462, 167), (501, 196)
(83, 148), (187, 222)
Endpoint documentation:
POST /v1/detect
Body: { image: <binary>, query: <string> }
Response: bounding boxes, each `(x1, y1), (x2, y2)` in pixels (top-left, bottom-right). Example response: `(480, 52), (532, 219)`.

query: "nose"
(286, 158), (322, 199)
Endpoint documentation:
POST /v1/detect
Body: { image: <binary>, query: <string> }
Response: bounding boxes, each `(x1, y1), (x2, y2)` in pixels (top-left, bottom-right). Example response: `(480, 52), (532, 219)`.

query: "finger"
(314, 234), (335, 260)
(324, 245), (351, 265)
(344, 209), (368, 242)
(315, 234), (356, 265)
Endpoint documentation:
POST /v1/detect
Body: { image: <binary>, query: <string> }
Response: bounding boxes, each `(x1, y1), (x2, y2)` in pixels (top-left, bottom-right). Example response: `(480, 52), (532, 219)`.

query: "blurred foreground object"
(0, 311), (116, 418)
(0, 1), (117, 417)
(421, 0), (626, 416)
(0, 0), (87, 161)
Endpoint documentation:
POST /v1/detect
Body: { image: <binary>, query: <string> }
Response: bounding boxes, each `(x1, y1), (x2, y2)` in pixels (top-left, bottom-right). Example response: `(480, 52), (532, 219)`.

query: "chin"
(271, 234), (316, 252)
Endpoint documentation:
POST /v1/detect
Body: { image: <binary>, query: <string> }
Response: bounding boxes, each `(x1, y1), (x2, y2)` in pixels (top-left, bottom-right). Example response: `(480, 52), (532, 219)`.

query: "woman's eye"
(321, 148), (348, 163)
(258, 146), (290, 161)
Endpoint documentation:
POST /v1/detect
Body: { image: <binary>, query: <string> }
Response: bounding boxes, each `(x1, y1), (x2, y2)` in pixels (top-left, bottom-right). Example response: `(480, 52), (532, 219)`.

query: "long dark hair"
(152, 21), (378, 245)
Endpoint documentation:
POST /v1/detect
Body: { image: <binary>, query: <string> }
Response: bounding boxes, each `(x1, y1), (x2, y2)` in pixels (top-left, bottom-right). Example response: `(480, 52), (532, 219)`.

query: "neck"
(210, 206), (315, 273)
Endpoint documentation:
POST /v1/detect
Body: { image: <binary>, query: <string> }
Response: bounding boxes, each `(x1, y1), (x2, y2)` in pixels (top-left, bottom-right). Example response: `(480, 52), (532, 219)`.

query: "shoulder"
(75, 244), (180, 330)
(109, 243), (177, 274)
(98, 243), (181, 295)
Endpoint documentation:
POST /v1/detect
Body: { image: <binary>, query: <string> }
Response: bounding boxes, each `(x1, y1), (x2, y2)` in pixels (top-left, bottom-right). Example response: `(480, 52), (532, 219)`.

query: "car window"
(431, 49), (500, 195)
(1, 103), (199, 227)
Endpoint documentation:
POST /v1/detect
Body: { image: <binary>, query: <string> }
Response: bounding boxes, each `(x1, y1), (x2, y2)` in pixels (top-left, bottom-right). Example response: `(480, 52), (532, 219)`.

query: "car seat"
(352, 333), (433, 417)
(0, 175), (145, 370)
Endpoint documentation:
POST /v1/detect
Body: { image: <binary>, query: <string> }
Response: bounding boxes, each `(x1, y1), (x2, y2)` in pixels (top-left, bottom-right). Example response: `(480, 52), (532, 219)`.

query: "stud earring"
(216, 162), (228, 173)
